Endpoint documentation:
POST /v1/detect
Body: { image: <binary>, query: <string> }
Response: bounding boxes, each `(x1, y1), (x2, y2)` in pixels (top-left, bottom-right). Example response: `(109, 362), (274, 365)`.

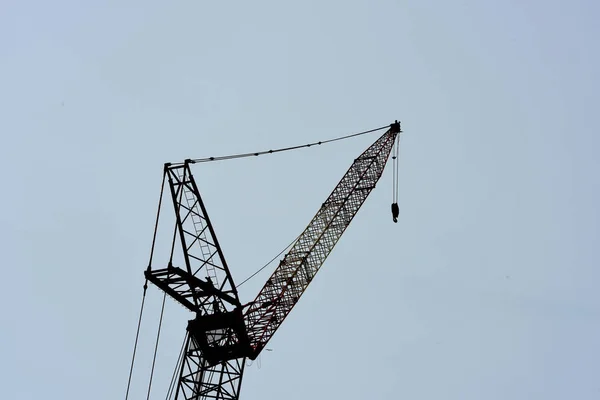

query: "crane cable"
(236, 232), (302, 288)
(166, 332), (189, 400)
(145, 173), (170, 400)
(125, 172), (166, 400)
(393, 132), (401, 203)
(391, 131), (402, 222)
(176, 124), (390, 166)
(124, 283), (148, 400)
(146, 291), (167, 400)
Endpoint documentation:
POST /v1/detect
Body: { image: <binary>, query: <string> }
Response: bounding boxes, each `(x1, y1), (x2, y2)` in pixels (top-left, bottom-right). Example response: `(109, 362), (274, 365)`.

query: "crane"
(137, 120), (402, 400)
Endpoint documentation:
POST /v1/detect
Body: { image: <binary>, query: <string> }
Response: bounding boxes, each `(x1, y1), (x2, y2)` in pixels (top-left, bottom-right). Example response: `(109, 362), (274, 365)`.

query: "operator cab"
(187, 308), (253, 366)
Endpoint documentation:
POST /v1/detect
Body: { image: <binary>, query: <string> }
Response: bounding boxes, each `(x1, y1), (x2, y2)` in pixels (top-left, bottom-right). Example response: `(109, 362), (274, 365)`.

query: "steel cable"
(172, 124), (390, 166)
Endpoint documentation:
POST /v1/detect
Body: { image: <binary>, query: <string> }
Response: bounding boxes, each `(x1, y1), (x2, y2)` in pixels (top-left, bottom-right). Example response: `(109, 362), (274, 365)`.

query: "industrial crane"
(133, 121), (402, 400)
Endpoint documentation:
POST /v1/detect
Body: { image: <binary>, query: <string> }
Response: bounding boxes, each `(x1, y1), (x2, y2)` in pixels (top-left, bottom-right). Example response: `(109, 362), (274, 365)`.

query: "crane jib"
(243, 126), (399, 358)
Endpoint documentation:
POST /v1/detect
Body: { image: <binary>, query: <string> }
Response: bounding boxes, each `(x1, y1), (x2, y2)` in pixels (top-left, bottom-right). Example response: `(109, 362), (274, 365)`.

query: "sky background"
(1, 1), (599, 399)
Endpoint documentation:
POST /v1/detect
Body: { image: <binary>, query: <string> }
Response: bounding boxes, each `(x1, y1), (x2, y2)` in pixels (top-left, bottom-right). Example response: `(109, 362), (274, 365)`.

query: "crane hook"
(391, 202), (399, 223)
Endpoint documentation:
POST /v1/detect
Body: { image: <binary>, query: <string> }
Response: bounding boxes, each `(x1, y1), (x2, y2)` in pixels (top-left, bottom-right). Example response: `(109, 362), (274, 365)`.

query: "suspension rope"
(146, 291), (167, 400)
(177, 124), (389, 166)
(391, 130), (402, 223)
(148, 172), (167, 268)
(125, 171), (167, 400)
(124, 282), (148, 400)
(166, 332), (189, 400)
(395, 132), (402, 203)
(392, 133), (401, 204)
(236, 232), (302, 288)
(392, 140), (397, 204)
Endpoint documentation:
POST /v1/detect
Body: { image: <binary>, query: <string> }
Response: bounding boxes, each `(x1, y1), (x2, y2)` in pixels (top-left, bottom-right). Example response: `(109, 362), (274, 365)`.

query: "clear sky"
(1, 1), (599, 399)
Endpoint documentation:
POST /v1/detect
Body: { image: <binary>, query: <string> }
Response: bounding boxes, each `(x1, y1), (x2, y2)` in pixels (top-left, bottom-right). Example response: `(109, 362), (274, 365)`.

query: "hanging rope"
(391, 130), (402, 223)
(393, 133), (401, 204)
(124, 282), (148, 400)
(392, 140), (397, 204)
(148, 171), (166, 268)
(146, 291), (167, 400)
(125, 171), (167, 400)
(166, 332), (189, 400)
(397, 134), (400, 201)
(174, 124), (389, 166)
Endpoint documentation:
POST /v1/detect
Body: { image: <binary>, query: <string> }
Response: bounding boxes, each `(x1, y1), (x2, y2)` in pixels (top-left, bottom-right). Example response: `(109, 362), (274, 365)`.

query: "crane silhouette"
(141, 121), (402, 400)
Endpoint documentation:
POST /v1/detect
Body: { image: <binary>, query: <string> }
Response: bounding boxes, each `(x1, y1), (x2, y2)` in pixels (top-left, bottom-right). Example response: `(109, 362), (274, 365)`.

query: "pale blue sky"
(1, 1), (599, 399)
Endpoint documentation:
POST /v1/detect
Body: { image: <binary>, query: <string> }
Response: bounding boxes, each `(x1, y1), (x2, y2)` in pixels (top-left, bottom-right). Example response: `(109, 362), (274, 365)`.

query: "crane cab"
(186, 308), (253, 366)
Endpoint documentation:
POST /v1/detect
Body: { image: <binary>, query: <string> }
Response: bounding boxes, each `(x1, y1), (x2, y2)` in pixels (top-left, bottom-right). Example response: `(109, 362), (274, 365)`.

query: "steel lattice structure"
(243, 127), (399, 355)
(145, 121), (401, 400)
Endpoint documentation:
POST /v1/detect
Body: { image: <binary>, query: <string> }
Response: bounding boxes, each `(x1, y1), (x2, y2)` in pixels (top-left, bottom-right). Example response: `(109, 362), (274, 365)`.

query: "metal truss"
(147, 162), (249, 400)
(174, 334), (245, 400)
(150, 162), (242, 314)
(243, 125), (399, 356)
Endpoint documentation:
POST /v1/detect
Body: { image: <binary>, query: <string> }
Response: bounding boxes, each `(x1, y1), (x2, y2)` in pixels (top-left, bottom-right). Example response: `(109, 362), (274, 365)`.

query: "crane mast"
(145, 163), (249, 400)
(143, 121), (401, 400)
